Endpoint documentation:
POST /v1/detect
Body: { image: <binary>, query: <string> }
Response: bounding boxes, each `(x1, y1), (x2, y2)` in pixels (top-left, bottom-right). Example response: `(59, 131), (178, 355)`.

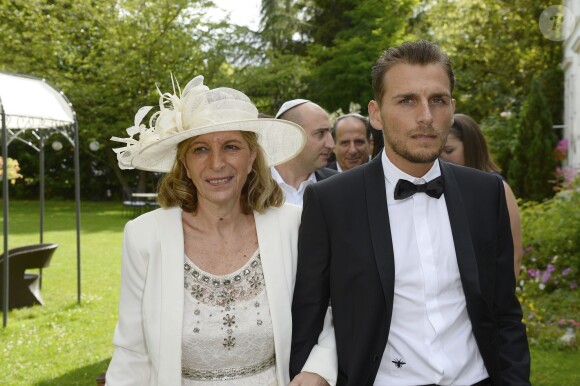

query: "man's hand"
(288, 371), (330, 386)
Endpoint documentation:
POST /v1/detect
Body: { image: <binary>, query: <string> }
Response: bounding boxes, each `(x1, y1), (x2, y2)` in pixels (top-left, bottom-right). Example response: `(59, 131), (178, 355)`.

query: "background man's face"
(296, 103), (335, 173)
(334, 117), (370, 171)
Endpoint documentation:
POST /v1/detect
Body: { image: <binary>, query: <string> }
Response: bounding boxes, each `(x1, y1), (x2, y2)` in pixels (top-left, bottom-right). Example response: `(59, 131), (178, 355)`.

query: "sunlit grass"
(1, 200), (126, 385)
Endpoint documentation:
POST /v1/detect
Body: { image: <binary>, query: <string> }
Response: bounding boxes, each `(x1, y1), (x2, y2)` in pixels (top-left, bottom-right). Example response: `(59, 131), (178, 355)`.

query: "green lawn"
(1, 200), (125, 385)
(0, 200), (578, 385)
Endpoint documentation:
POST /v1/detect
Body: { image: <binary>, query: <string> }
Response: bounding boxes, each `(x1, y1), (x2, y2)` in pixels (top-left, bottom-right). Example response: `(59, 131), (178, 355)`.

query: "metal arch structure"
(0, 72), (81, 327)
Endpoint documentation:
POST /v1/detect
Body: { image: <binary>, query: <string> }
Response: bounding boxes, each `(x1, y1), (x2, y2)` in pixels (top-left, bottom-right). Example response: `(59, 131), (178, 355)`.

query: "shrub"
(517, 174), (579, 348)
(508, 78), (557, 201)
(519, 181), (580, 291)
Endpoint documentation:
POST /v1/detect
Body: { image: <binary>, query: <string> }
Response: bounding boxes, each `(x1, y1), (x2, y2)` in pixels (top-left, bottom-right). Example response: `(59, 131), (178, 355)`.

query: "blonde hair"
(157, 131), (284, 213)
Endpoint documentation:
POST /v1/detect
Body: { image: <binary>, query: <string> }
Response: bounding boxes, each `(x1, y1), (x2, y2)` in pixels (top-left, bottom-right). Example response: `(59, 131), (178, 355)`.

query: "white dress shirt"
(374, 151), (488, 386)
(270, 167), (317, 206)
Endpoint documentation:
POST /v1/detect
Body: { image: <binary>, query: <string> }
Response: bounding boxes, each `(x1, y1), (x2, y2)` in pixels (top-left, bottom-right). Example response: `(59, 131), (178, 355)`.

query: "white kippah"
(275, 99), (310, 119)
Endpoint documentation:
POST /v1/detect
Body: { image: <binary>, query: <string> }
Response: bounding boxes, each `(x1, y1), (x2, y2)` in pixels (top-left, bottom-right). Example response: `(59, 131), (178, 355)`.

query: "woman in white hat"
(106, 76), (336, 385)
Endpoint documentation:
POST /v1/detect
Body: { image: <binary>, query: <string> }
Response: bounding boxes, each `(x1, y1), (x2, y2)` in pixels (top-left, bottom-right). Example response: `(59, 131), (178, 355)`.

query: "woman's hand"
(288, 371), (330, 386)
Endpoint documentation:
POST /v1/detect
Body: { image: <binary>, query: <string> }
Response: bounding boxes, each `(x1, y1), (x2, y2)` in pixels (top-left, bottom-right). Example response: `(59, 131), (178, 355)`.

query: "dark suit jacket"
(326, 161), (338, 171)
(290, 157), (530, 386)
(315, 167), (338, 181)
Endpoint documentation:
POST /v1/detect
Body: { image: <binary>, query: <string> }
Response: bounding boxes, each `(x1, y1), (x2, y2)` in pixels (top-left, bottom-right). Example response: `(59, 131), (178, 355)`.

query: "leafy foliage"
(306, 0), (419, 113)
(508, 79), (557, 201)
(519, 178), (580, 292)
(0, 0), (243, 198)
(0, 157), (23, 184)
(414, 0), (563, 123)
(0, 0), (565, 202)
(259, 0), (312, 52)
(481, 114), (519, 179)
(517, 176), (580, 348)
(233, 51), (315, 115)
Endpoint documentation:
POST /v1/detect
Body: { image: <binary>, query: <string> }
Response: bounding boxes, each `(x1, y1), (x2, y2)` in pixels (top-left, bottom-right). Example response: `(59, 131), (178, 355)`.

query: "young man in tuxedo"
(290, 40), (530, 386)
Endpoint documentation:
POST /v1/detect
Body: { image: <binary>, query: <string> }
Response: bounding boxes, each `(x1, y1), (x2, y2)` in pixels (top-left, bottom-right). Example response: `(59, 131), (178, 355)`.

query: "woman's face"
(183, 131), (256, 209)
(441, 133), (465, 166)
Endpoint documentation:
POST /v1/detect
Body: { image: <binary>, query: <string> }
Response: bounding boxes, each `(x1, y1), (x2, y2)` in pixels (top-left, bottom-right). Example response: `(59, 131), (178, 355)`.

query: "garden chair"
(0, 243), (58, 310)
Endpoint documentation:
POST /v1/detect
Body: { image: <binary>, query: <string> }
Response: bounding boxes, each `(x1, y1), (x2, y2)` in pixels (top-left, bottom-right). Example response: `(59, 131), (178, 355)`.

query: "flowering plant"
(554, 166), (576, 189)
(0, 157), (23, 184)
(557, 319), (580, 329)
(553, 138), (569, 162)
(521, 254), (577, 292)
(517, 177), (579, 347)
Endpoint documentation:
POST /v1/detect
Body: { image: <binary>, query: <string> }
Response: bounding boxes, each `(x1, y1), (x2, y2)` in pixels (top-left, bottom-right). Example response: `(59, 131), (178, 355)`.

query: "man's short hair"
(332, 113), (371, 141)
(371, 40), (455, 104)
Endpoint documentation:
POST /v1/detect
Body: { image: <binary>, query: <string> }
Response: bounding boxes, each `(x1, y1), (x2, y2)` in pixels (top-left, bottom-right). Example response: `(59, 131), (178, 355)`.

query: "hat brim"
(130, 118), (306, 173)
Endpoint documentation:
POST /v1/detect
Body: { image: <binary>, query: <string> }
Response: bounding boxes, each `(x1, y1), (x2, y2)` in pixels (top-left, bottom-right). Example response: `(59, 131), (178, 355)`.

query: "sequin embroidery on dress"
(182, 250), (278, 386)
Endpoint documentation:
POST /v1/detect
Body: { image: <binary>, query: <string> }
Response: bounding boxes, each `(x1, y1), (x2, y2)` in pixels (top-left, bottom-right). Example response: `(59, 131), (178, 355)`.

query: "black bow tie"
(394, 176), (444, 200)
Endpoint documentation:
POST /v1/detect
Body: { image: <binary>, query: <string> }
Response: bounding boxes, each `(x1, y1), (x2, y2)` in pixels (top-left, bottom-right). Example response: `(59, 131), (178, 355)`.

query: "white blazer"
(106, 205), (336, 386)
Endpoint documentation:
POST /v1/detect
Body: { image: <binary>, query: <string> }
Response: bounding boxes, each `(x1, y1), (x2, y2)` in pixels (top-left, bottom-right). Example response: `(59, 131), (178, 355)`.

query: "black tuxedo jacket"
(315, 167), (338, 181)
(290, 157), (530, 386)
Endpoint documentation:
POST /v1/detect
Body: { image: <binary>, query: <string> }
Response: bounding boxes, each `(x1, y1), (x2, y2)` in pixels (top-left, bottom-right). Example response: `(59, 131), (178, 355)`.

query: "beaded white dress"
(181, 250), (278, 386)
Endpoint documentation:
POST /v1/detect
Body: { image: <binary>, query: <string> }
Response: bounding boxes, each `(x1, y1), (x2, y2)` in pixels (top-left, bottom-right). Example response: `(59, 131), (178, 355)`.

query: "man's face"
(295, 103), (335, 173)
(368, 63), (455, 175)
(334, 117), (370, 171)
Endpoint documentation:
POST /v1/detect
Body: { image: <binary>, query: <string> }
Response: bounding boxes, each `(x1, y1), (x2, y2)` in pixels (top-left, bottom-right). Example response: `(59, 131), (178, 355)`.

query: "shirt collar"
(381, 150), (441, 187)
(270, 166), (317, 186)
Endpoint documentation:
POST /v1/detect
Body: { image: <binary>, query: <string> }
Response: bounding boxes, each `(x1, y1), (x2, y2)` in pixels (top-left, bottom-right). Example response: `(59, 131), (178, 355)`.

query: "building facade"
(563, 1), (580, 168)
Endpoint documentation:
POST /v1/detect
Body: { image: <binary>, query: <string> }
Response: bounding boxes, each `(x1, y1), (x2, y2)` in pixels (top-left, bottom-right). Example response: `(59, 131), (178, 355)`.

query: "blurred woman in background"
(441, 113), (523, 278)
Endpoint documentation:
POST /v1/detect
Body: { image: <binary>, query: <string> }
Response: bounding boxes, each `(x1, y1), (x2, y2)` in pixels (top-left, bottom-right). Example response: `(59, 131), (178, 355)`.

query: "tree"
(508, 79), (556, 201)
(1, 0), (563, 199)
(482, 69), (563, 180)
(220, 0), (315, 115)
(233, 51), (314, 115)
(481, 113), (519, 180)
(0, 0), (244, 199)
(306, 0), (419, 113)
(259, 0), (312, 53)
(250, 0), (419, 114)
(413, 0), (563, 123)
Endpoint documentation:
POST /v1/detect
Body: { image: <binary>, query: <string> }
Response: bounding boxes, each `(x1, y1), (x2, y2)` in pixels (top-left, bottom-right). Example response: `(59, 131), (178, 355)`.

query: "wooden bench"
(0, 243), (58, 309)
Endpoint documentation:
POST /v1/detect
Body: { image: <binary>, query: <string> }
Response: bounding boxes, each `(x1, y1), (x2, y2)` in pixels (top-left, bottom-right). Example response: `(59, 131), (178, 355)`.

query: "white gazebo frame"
(0, 72), (81, 327)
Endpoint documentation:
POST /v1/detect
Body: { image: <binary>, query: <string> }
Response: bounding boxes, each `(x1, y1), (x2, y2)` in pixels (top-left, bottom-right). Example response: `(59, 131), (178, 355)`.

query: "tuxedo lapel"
(440, 161), (481, 298)
(364, 157), (395, 310)
(315, 167), (338, 181)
